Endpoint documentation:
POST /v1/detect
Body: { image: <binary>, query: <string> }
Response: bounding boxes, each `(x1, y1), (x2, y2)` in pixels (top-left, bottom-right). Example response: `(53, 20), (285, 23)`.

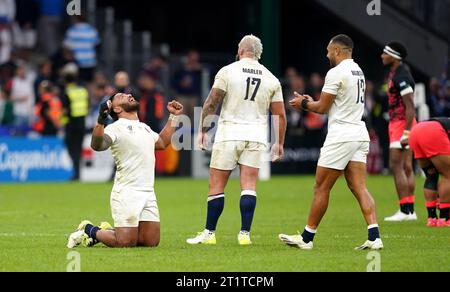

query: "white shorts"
(318, 141), (369, 171)
(210, 141), (267, 170)
(110, 188), (160, 228)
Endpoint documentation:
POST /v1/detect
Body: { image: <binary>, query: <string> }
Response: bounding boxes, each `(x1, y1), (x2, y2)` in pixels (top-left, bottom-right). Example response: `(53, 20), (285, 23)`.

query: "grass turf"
(0, 176), (448, 272)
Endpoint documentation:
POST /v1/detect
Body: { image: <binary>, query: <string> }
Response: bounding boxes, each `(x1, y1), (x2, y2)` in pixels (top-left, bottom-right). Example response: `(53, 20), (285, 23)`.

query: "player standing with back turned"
(187, 35), (287, 245)
(280, 35), (383, 250)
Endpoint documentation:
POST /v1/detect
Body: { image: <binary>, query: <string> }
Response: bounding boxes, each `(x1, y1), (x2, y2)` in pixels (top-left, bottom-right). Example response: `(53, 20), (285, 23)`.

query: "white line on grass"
(0, 233), (59, 237)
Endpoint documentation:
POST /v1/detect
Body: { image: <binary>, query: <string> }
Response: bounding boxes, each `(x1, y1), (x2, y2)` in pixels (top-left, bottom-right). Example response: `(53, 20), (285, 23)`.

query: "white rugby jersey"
(322, 59), (370, 145)
(104, 118), (160, 191)
(212, 58), (284, 145)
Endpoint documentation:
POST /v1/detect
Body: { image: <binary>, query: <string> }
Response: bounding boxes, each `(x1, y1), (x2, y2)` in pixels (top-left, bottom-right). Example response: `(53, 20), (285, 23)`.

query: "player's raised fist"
(167, 100), (183, 115)
(98, 100), (112, 125)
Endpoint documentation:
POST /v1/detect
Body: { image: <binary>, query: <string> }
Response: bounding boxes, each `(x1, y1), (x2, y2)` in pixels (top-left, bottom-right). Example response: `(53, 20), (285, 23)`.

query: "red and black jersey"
(387, 64), (415, 122)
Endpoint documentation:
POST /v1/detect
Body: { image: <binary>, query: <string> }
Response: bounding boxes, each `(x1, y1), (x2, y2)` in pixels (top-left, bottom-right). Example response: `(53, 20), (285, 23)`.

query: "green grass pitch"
(0, 176), (448, 272)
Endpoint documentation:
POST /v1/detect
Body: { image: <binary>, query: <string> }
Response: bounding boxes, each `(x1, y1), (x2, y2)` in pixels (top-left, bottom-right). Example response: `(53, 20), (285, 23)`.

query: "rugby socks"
(240, 190), (257, 232)
(368, 224), (380, 241)
(301, 226), (316, 244)
(426, 200), (438, 219)
(439, 203), (450, 221)
(84, 224), (100, 240)
(399, 196), (415, 214)
(205, 194), (225, 232)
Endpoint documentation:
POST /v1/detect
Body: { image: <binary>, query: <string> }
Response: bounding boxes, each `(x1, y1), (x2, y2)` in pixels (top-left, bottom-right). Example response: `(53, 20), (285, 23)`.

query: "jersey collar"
(240, 57), (259, 64)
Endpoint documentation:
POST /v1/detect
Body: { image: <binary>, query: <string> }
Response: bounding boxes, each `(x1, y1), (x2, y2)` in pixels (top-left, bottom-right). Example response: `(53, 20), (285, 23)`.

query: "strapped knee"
(423, 166), (439, 191)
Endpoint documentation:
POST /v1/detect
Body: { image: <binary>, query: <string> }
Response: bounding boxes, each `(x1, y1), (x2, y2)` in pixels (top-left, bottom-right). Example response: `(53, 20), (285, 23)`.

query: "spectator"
(138, 73), (164, 131)
(0, 87), (13, 125)
(64, 14), (100, 83)
(86, 83), (109, 131)
(0, 0), (15, 25)
(284, 66), (300, 83)
(303, 73), (326, 134)
(114, 71), (134, 94)
(92, 71), (109, 86)
(91, 71), (115, 96)
(0, 53), (16, 84)
(428, 77), (448, 117)
(142, 55), (169, 92)
(0, 2), (13, 65)
(60, 63), (89, 181)
(51, 45), (76, 83)
(13, 0), (39, 60)
(34, 59), (53, 102)
(7, 61), (35, 128)
(172, 49), (203, 118)
(37, 0), (64, 56)
(307, 72), (324, 100)
(33, 81), (62, 136)
(284, 73), (306, 135)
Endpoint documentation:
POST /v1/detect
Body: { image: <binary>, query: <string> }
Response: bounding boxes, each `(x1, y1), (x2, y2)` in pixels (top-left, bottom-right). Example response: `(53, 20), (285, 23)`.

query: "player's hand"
(197, 132), (209, 151)
(98, 100), (112, 125)
(400, 139), (409, 148)
(271, 143), (284, 162)
(289, 92), (313, 111)
(167, 100), (183, 115)
(400, 130), (410, 149)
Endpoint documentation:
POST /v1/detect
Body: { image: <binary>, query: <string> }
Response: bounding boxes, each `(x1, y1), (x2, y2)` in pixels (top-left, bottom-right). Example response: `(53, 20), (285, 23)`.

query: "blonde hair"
(239, 35), (263, 60)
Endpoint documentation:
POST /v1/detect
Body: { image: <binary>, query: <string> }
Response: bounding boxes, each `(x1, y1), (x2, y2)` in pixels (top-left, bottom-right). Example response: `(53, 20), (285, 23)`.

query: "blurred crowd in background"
(0, 0), (449, 178)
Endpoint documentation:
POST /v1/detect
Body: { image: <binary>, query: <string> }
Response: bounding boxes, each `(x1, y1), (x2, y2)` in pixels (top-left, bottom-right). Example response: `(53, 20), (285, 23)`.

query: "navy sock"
(407, 203), (415, 214)
(301, 228), (316, 243)
(205, 194), (225, 231)
(400, 204), (410, 214)
(84, 224), (100, 240)
(368, 225), (380, 241)
(240, 193), (257, 232)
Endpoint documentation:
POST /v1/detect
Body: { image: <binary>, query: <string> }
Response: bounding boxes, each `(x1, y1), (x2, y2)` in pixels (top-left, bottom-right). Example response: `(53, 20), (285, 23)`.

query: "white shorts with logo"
(318, 141), (369, 171)
(110, 187), (160, 228)
(210, 141), (267, 170)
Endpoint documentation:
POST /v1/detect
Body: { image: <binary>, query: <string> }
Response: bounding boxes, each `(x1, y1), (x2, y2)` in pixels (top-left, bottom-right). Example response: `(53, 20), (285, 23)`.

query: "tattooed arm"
(200, 88), (226, 134)
(198, 88), (226, 150)
(91, 124), (113, 152)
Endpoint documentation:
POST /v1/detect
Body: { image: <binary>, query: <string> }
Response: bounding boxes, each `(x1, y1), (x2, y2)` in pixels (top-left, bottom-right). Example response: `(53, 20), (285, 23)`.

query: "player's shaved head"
(238, 35), (263, 60)
(330, 34), (354, 50)
(326, 34), (354, 68)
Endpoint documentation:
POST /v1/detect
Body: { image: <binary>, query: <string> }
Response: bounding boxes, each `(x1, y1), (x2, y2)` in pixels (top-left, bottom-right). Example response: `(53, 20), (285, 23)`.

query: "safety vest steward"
(66, 85), (89, 118)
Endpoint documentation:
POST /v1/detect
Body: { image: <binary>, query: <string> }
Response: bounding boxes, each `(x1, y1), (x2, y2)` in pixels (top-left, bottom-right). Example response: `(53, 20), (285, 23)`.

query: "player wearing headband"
(382, 42), (418, 222)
